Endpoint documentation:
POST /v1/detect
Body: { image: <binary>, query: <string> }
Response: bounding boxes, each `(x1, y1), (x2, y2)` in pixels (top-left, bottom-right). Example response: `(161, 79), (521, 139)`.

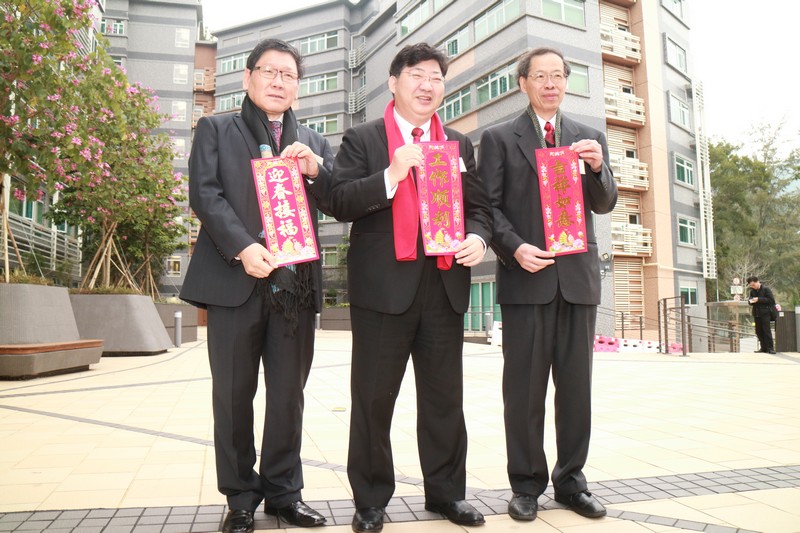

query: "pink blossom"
(39, 23), (51, 31)
(39, 41), (51, 49)
(32, 54), (43, 65)
(71, 136), (82, 145)
(47, 93), (61, 101)
(79, 148), (92, 160)
(55, 183), (65, 191)
(13, 189), (26, 201)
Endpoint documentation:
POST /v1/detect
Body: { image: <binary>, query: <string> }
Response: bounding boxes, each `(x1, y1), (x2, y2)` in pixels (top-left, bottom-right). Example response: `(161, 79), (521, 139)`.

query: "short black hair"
(246, 38), (304, 79)
(516, 46), (571, 80)
(389, 43), (448, 78)
(746, 276), (759, 283)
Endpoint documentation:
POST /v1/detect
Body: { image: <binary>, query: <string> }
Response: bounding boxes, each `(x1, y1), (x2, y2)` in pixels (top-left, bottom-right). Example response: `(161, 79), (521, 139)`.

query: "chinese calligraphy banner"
(416, 141), (465, 256)
(535, 147), (587, 256)
(251, 156), (319, 266)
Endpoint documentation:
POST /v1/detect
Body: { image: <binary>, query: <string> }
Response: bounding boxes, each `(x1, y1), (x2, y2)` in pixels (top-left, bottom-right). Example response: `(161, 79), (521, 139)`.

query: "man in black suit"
(747, 276), (776, 354)
(180, 39), (331, 533)
(328, 43), (492, 533)
(478, 47), (617, 521)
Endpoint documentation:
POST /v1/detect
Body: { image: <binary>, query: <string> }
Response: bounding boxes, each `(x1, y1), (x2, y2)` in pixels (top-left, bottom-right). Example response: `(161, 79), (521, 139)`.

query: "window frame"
(674, 153), (695, 187)
(175, 27), (191, 48)
(299, 31), (339, 55)
(679, 286), (698, 306)
(476, 63), (516, 105)
(299, 72), (338, 97)
(218, 92), (245, 112)
(665, 36), (688, 74)
(541, 0), (586, 27)
(438, 87), (472, 122)
(669, 92), (691, 130)
(220, 53), (248, 74)
(166, 256), (182, 277)
(475, 0), (520, 42)
(300, 114), (339, 135)
(677, 215), (697, 246)
(566, 62), (589, 96)
(173, 64), (189, 85)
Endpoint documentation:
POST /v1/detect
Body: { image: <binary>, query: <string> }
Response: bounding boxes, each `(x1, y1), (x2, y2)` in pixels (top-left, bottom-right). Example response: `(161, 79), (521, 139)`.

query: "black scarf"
(240, 95), (314, 329)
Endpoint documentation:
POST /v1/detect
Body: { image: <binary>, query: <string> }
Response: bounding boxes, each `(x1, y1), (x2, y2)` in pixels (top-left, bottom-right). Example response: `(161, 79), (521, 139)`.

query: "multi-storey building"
(102, 0), (202, 296)
(205, 0), (713, 334)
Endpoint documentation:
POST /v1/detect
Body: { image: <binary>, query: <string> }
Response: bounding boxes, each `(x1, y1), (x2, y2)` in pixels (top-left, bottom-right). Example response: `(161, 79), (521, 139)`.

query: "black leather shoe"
(222, 509), (254, 533)
(768, 349), (777, 354)
(508, 493), (537, 521)
(352, 507), (385, 532)
(554, 490), (606, 518)
(425, 500), (485, 526)
(266, 501), (326, 527)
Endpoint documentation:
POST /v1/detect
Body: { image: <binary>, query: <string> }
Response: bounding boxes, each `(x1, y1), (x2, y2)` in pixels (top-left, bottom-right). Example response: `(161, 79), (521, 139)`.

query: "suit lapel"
(558, 113), (581, 146)
(233, 114), (261, 160)
(514, 113), (540, 173)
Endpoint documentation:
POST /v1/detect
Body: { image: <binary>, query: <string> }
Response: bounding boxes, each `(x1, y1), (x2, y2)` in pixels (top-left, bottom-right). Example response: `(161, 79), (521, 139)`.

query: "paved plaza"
(1, 329), (799, 532)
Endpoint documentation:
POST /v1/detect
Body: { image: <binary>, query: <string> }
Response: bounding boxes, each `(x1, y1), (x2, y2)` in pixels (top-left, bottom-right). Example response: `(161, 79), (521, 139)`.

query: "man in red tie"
(478, 47), (617, 522)
(328, 43), (492, 533)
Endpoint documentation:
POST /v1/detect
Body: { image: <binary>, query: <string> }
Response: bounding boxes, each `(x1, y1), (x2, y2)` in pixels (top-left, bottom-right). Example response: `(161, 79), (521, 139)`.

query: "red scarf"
(384, 101), (453, 270)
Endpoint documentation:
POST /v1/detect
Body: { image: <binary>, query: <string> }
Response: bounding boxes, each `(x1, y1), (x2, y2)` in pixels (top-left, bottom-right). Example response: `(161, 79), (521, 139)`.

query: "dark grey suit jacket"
(479, 112), (617, 306)
(328, 118), (493, 315)
(180, 113), (333, 311)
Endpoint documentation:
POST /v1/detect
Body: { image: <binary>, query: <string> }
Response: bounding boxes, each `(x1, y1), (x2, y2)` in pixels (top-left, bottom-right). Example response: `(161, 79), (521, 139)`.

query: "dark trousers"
(347, 259), (467, 508)
(207, 290), (315, 512)
(754, 313), (774, 352)
(501, 288), (596, 497)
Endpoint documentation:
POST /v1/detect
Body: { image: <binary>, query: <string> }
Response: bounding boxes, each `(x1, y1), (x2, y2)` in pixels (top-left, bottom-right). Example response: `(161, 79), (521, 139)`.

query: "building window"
(171, 101), (187, 122)
(674, 153), (695, 186)
(669, 93), (691, 129)
(477, 63), (515, 105)
(318, 211), (336, 222)
(438, 87), (471, 122)
(101, 19), (125, 35)
(665, 37), (688, 74)
(475, 0), (520, 42)
(300, 72), (338, 97)
(299, 31), (338, 55)
(175, 28), (190, 48)
(566, 62), (589, 95)
(399, 1), (430, 37)
(220, 53), (248, 74)
(166, 256), (181, 277)
(441, 25), (469, 57)
(173, 64), (189, 85)
(680, 286), (698, 306)
(541, 0), (585, 27)
(218, 92), (245, 112)
(677, 216), (697, 246)
(300, 114), (339, 134)
(320, 246), (339, 267)
(662, 0), (685, 19)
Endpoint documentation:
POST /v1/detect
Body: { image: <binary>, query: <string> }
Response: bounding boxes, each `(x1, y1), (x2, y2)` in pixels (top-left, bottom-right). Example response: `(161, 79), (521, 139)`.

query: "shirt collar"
(393, 108), (431, 142)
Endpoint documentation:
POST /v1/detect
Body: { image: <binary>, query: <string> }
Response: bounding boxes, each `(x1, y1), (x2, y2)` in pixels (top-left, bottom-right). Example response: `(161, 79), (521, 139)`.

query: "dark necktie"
(269, 120), (282, 148)
(544, 121), (555, 147)
(411, 127), (424, 143)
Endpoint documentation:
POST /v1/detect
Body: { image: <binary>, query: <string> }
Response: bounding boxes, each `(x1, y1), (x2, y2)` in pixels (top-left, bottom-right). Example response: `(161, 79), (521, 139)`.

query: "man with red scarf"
(328, 43), (492, 533)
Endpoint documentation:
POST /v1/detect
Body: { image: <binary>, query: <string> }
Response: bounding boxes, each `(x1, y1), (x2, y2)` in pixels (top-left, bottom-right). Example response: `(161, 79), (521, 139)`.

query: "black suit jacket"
(328, 118), (492, 315)
(180, 113), (333, 311)
(479, 112), (617, 306)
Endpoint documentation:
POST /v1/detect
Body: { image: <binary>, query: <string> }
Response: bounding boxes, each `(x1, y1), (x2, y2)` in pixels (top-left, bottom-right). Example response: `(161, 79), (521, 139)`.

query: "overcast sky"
(201, 0), (800, 153)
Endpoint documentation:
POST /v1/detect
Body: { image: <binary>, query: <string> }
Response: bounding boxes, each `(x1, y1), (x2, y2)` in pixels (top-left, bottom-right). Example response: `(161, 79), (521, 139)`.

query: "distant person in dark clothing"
(746, 276), (776, 354)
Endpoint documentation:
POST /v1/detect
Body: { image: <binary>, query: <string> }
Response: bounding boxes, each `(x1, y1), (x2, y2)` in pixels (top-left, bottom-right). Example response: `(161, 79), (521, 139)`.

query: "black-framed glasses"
(251, 65), (299, 83)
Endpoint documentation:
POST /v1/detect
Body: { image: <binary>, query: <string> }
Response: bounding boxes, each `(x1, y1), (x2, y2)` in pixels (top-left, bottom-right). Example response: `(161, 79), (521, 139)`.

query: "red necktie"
(544, 121), (555, 146)
(412, 127), (424, 144)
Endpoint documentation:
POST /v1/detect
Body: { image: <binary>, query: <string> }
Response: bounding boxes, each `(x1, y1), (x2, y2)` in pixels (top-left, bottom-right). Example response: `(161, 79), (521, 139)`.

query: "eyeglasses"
(401, 68), (445, 86)
(251, 65), (299, 83)
(527, 71), (567, 85)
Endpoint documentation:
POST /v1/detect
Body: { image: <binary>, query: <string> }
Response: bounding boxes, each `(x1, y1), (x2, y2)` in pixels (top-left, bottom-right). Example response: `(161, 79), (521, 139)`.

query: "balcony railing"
(605, 89), (646, 127)
(1, 213), (82, 281)
(600, 24), (641, 64)
(610, 154), (649, 190)
(611, 222), (652, 257)
(348, 85), (366, 115)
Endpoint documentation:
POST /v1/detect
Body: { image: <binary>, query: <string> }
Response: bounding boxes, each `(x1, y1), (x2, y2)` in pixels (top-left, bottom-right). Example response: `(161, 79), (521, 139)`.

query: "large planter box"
(320, 306), (351, 331)
(154, 303), (198, 344)
(70, 294), (172, 356)
(0, 284), (102, 378)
